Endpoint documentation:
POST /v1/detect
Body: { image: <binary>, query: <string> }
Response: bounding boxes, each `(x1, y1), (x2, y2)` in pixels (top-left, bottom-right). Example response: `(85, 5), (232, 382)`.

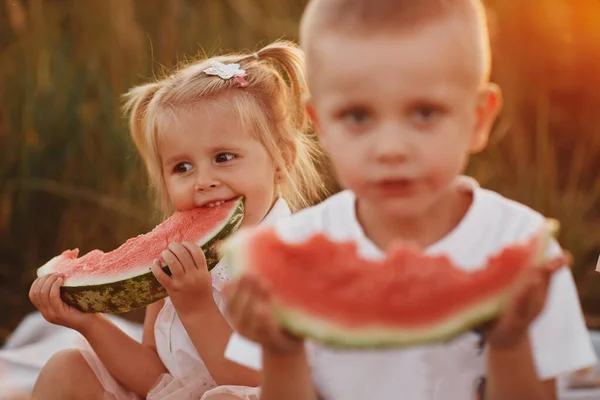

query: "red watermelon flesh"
(224, 219), (559, 348)
(36, 197), (244, 313)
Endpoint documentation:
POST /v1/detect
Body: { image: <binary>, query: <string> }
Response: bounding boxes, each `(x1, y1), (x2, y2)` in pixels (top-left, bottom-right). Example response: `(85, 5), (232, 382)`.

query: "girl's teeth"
(206, 200), (225, 208)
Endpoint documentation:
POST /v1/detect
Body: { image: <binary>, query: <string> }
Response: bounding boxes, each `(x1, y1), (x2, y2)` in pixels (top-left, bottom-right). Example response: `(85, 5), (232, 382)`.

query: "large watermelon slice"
(37, 197), (244, 314)
(223, 219), (559, 349)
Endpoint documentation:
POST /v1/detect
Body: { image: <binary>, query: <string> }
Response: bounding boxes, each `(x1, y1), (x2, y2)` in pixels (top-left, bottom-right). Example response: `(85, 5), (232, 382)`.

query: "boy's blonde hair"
(123, 40), (329, 216)
(300, 0), (491, 83)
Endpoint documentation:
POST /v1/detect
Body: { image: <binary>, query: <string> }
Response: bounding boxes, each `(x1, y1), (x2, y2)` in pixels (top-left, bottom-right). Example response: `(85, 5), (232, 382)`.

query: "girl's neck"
(356, 186), (473, 252)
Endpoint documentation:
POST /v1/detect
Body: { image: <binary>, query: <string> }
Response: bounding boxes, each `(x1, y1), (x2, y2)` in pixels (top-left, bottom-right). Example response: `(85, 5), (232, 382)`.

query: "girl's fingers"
(182, 241), (207, 270)
(49, 276), (66, 311)
(151, 259), (172, 289)
(29, 277), (41, 304)
(39, 275), (59, 310)
(168, 242), (195, 271)
(161, 249), (184, 278)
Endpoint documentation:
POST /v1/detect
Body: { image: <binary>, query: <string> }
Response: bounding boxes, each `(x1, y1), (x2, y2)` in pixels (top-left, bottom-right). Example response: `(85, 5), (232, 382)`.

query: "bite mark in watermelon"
(223, 219), (559, 348)
(37, 197), (244, 314)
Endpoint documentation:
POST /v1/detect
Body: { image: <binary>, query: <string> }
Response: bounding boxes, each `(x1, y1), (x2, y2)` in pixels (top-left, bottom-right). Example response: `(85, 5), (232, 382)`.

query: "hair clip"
(203, 61), (249, 88)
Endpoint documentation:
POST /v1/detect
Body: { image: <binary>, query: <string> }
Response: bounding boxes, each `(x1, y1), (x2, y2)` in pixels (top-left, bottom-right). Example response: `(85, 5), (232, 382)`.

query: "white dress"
(79, 198), (291, 400)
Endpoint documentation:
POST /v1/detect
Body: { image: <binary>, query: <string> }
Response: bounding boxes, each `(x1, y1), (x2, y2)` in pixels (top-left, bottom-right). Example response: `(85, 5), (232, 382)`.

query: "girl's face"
(158, 99), (279, 227)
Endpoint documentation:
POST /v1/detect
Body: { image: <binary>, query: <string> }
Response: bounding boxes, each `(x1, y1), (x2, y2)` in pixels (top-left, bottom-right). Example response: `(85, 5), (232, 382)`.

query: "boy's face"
(307, 17), (501, 219)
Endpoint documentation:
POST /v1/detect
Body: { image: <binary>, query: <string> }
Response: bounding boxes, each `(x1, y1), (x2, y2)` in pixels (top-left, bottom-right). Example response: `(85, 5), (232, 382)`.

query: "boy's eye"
(215, 153), (236, 163)
(342, 108), (372, 126)
(412, 106), (441, 124)
(173, 162), (193, 174)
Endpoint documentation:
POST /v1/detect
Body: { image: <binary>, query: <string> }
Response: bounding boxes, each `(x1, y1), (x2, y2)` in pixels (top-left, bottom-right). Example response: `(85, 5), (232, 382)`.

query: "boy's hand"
(484, 253), (569, 349)
(224, 274), (304, 355)
(151, 242), (215, 317)
(29, 274), (92, 332)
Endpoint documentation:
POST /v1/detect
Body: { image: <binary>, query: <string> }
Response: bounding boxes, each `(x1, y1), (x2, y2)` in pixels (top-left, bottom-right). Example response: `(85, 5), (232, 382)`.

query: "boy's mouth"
(374, 178), (418, 195)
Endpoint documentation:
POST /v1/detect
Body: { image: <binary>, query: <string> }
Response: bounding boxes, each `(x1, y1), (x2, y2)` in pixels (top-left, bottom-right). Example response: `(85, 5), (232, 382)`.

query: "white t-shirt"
(225, 178), (596, 399)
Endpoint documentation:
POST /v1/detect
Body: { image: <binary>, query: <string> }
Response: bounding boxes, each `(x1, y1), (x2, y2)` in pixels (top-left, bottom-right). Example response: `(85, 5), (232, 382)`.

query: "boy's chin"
(359, 194), (433, 221)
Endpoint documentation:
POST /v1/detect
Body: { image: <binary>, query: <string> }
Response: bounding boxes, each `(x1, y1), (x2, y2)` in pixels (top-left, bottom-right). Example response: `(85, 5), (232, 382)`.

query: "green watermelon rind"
(272, 293), (512, 349)
(55, 198), (245, 314)
(224, 218), (559, 349)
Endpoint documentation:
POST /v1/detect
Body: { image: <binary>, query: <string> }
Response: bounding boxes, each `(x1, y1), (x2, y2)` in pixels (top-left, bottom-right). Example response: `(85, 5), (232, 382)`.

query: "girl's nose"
(194, 179), (220, 192)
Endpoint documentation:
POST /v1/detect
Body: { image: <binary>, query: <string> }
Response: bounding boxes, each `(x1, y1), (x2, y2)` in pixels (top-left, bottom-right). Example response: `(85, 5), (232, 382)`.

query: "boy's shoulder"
(275, 190), (355, 242)
(473, 184), (550, 239)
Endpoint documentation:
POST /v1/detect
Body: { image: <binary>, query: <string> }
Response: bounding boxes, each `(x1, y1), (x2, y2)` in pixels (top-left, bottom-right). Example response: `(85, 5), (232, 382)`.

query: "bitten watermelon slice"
(223, 219), (559, 348)
(37, 198), (244, 314)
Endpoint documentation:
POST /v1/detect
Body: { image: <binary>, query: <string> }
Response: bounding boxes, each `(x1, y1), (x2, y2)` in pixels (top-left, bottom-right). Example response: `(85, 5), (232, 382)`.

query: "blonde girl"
(28, 39), (327, 400)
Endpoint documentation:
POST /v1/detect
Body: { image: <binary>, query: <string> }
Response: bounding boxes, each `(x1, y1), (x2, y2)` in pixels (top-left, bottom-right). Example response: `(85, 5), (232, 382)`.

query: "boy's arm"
(260, 348), (318, 400)
(82, 301), (167, 396)
(485, 337), (555, 400)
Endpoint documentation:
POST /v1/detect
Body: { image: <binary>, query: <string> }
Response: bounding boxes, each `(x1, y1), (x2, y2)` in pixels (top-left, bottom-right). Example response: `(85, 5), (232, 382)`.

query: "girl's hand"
(483, 253), (569, 350)
(224, 274), (304, 355)
(29, 274), (92, 332)
(151, 241), (214, 318)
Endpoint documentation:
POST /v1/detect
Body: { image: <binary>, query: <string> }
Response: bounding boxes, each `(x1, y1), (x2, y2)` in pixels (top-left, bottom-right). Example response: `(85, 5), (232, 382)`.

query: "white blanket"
(1, 312), (599, 399)
(0, 312), (143, 399)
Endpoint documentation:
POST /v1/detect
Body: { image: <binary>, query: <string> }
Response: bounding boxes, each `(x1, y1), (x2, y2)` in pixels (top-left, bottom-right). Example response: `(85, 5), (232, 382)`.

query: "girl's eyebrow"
(162, 155), (186, 166)
(208, 145), (243, 153)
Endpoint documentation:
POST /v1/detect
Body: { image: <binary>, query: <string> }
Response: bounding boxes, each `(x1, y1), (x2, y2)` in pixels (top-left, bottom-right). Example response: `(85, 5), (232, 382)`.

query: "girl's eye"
(173, 162), (193, 174)
(215, 153), (236, 163)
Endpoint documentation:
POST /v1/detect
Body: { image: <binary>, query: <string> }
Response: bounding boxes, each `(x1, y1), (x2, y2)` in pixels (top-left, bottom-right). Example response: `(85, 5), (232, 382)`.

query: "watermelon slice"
(37, 197), (244, 314)
(223, 218), (559, 349)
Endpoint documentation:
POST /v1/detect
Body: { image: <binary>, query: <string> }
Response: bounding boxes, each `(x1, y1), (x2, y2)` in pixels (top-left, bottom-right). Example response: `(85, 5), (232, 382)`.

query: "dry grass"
(0, 0), (599, 345)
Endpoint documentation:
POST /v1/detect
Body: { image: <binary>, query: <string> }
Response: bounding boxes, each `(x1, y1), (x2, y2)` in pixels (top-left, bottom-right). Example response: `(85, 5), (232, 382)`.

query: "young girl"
(28, 39), (327, 400)
(223, 1), (597, 399)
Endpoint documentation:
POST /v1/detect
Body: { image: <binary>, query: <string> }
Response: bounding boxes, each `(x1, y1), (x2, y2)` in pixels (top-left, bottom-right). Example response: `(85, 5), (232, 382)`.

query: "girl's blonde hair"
(123, 40), (329, 217)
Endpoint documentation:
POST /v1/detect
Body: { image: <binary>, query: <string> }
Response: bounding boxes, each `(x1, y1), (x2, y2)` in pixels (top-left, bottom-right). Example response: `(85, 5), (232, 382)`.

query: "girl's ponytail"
(253, 40), (310, 133)
(122, 82), (162, 176)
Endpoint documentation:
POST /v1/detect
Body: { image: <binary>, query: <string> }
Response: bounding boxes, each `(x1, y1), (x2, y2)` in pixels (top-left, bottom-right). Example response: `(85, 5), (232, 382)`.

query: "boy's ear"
(470, 82), (503, 153)
(304, 95), (321, 136)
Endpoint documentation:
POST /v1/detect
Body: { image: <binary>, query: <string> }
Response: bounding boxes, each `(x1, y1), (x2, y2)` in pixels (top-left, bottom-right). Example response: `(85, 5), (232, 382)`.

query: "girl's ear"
(470, 82), (503, 154)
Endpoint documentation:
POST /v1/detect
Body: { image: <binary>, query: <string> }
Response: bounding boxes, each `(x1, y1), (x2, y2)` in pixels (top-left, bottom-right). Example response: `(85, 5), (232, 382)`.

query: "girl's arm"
(81, 301), (168, 396)
(485, 338), (556, 400)
(153, 242), (260, 386)
(178, 303), (261, 386)
(260, 348), (318, 400)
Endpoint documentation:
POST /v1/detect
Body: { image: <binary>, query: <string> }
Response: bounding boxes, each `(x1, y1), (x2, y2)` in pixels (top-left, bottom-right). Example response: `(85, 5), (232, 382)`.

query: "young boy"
(223, 1), (597, 399)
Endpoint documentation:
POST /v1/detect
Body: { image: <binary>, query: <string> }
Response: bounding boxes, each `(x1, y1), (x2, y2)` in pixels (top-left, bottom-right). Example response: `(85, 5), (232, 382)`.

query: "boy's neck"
(355, 186), (473, 252)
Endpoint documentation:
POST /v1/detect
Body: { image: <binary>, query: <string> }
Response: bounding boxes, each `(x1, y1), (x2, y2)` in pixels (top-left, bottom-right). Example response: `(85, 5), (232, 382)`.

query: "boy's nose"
(373, 130), (410, 163)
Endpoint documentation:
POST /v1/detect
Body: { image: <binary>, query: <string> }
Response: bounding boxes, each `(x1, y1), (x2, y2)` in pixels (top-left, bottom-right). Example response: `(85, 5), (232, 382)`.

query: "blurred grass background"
(0, 0), (599, 345)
